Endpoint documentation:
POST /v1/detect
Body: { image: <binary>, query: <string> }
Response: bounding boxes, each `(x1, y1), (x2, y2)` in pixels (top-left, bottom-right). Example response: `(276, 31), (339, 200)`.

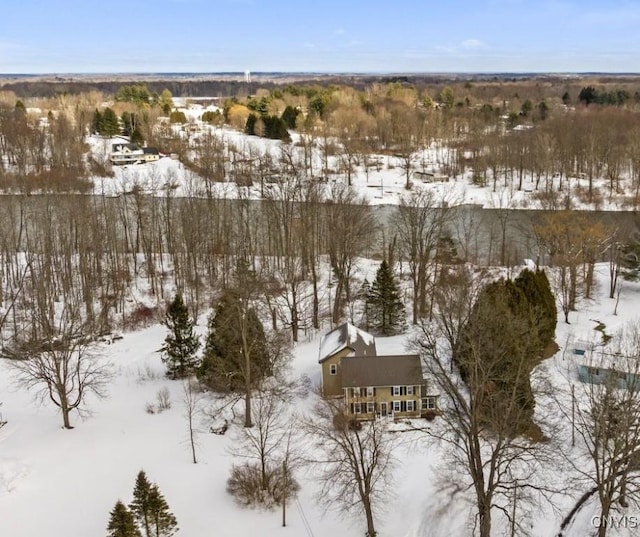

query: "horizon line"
(2, 70), (640, 77)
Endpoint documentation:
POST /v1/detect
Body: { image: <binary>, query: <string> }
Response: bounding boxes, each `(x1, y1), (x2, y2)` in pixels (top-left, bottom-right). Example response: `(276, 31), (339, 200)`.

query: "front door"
(380, 402), (388, 417)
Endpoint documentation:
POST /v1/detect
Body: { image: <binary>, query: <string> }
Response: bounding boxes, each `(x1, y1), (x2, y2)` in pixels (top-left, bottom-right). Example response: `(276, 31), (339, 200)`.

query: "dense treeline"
(0, 189), (633, 345)
(5, 74), (640, 102)
(0, 183), (376, 343)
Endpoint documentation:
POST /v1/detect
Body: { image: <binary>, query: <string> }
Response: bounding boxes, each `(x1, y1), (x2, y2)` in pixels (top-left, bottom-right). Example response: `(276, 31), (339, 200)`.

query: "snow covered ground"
(87, 115), (639, 212)
(1, 264), (640, 537)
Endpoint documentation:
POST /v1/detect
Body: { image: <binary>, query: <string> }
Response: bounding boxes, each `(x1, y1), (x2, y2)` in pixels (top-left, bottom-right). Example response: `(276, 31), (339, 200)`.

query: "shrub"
(226, 463), (299, 509)
(123, 305), (158, 331)
(169, 111), (187, 124)
(156, 387), (171, 412)
(423, 410), (437, 421)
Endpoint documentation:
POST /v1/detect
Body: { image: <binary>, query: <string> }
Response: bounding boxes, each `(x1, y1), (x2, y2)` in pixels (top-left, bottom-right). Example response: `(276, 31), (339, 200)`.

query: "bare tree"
(535, 211), (585, 323)
(183, 378), (204, 464)
(557, 323), (640, 537)
(394, 189), (453, 324)
(226, 389), (299, 510)
(2, 314), (111, 429)
(230, 390), (294, 491)
(303, 394), (394, 537)
(324, 183), (376, 324)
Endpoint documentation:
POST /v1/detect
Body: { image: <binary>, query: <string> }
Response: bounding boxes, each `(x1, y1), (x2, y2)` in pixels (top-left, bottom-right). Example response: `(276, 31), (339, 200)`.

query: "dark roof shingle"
(341, 354), (423, 387)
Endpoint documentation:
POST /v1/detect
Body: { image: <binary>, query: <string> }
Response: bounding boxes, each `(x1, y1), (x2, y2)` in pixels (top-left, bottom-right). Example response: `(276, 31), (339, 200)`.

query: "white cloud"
(460, 39), (486, 50)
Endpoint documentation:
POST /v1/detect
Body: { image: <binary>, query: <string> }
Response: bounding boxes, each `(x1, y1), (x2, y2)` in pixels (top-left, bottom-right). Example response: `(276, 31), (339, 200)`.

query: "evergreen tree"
(245, 113), (257, 135)
(115, 84), (151, 106)
(281, 105), (299, 129)
(130, 127), (144, 146)
(366, 260), (406, 336)
(578, 86), (598, 106)
(147, 485), (178, 537)
(169, 111), (187, 124)
(199, 291), (271, 392)
(514, 268), (557, 347)
(92, 109), (102, 134)
(262, 115), (291, 142)
(98, 107), (121, 136)
(455, 278), (545, 436)
(160, 293), (201, 379)
(107, 501), (142, 537)
(130, 471), (153, 537)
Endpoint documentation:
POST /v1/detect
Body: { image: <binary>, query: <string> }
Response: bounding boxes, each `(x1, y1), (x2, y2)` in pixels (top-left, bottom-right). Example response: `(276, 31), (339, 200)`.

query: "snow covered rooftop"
(318, 322), (376, 363)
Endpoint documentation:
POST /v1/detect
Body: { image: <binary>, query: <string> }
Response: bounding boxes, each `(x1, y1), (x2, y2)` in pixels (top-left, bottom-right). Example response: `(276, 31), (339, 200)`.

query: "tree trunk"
(363, 499), (376, 537)
(61, 401), (73, 429)
(311, 264), (319, 329)
(478, 502), (492, 537)
(244, 387), (253, 428)
(291, 284), (298, 343)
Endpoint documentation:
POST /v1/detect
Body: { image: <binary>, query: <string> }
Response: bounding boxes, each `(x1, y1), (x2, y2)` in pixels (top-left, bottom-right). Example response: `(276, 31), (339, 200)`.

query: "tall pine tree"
(160, 293), (201, 379)
(198, 291), (271, 392)
(97, 107), (121, 136)
(107, 500), (142, 537)
(366, 260), (406, 336)
(147, 485), (178, 537)
(129, 471), (153, 537)
(129, 471), (178, 537)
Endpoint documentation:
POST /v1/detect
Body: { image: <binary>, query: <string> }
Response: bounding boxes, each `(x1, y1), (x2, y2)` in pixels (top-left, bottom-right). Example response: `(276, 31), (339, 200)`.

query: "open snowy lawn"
(2, 264), (640, 536)
(0, 323), (431, 537)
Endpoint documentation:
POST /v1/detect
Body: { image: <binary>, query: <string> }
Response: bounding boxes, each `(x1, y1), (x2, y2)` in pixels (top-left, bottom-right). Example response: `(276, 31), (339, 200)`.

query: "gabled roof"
(341, 354), (423, 388)
(112, 142), (142, 152)
(318, 322), (376, 363)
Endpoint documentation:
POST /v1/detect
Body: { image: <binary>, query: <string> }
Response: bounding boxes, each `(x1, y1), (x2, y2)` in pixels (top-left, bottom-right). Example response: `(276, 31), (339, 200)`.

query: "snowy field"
(1, 263), (640, 537)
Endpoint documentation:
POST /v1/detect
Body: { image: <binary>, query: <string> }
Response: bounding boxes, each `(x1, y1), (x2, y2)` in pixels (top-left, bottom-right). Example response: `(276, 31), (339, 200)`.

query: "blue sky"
(1, 0), (640, 73)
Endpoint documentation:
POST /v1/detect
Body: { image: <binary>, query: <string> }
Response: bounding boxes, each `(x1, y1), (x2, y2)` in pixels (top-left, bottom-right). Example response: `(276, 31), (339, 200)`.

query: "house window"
(366, 387), (375, 397)
(354, 403), (361, 414)
(406, 400), (415, 412)
(423, 397), (436, 410)
(367, 402), (375, 413)
(407, 385), (414, 395)
(393, 401), (401, 413)
(392, 386), (400, 396)
(353, 387), (361, 397)
(329, 364), (337, 375)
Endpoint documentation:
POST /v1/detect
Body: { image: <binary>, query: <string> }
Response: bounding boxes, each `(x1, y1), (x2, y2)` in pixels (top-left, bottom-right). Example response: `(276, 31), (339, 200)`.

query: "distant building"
(110, 142), (161, 165)
(573, 340), (640, 391)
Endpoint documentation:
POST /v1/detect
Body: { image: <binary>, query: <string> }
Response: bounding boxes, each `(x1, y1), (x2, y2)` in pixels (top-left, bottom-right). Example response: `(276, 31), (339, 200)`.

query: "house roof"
(318, 322), (376, 363)
(341, 354), (423, 388)
(112, 142), (142, 152)
(143, 147), (159, 155)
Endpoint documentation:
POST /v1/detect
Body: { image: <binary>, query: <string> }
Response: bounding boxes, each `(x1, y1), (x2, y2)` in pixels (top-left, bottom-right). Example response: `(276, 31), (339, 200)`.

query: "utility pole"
(571, 383), (575, 447)
(282, 459), (287, 527)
